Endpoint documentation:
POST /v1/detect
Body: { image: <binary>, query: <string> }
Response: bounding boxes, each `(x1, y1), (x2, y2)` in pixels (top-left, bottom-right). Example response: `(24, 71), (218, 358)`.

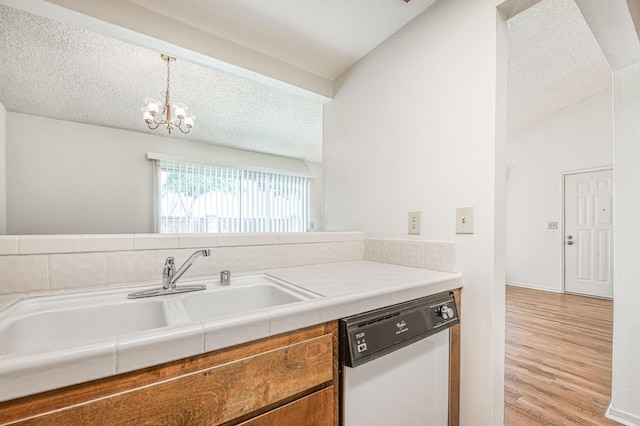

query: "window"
(154, 158), (310, 234)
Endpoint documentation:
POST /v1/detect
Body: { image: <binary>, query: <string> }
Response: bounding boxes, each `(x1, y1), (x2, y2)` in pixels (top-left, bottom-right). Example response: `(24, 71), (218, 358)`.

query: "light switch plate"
(408, 211), (421, 235)
(456, 207), (474, 234)
(548, 221), (558, 229)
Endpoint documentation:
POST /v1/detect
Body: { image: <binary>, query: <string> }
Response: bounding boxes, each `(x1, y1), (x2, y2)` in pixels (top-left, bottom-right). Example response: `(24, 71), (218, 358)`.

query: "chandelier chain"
(165, 57), (171, 106)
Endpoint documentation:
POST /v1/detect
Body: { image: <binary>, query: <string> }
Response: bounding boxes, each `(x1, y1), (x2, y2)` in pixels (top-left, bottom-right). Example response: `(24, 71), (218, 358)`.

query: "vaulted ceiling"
(0, 0), (620, 162)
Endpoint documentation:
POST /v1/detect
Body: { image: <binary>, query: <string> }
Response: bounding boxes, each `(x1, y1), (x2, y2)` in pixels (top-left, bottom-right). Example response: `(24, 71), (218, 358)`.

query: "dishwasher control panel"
(340, 291), (458, 367)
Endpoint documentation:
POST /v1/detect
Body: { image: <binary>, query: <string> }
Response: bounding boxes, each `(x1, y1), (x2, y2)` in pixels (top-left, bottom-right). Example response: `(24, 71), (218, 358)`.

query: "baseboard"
(606, 404), (640, 426)
(506, 281), (562, 293)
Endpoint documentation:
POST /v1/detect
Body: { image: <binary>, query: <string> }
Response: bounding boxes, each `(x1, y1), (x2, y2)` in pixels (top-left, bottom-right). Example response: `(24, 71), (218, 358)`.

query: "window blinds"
(156, 159), (310, 234)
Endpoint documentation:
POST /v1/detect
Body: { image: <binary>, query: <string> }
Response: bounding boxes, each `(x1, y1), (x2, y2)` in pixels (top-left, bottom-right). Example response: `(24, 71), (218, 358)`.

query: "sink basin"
(0, 296), (167, 355)
(0, 274), (320, 357)
(179, 275), (319, 321)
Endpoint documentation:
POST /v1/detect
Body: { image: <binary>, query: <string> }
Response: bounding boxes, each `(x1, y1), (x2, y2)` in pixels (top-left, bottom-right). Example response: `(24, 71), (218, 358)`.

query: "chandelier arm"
(177, 126), (191, 134)
(147, 121), (162, 130)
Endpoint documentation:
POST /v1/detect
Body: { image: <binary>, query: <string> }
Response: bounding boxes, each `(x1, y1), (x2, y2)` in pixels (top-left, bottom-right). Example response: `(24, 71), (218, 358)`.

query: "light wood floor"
(504, 285), (617, 426)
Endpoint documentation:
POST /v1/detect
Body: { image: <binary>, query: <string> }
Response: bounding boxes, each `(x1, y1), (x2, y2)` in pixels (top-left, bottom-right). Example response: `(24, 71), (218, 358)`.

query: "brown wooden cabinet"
(238, 387), (335, 426)
(0, 322), (339, 426)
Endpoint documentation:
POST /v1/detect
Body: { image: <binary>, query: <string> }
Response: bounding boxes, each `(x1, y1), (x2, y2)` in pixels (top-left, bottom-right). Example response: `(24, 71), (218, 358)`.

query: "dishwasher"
(339, 291), (458, 426)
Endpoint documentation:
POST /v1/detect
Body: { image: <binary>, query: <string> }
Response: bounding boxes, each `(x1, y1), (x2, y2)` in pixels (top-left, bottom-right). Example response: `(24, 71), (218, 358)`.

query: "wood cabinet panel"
(0, 324), (337, 426)
(238, 387), (334, 426)
(449, 288), (461, 426)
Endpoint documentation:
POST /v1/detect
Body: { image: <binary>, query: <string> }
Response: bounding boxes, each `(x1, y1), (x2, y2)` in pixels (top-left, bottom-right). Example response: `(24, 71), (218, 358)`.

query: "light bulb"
(184, 115), (195, 128)
(144, 98), (160, 115)
(142, 107), (154, 123)
(173, 103), (187, 119)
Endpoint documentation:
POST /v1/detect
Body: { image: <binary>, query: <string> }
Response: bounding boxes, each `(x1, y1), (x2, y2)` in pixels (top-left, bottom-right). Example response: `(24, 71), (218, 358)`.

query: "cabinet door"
(238, 387), (334, 426)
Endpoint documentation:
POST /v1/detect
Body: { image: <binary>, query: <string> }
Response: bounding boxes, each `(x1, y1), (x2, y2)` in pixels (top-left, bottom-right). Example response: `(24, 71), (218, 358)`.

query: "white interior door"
(564, 169), (613, 298)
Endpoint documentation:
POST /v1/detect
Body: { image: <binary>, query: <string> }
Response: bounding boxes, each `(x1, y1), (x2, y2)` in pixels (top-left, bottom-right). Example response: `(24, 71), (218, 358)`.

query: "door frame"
(561, 165), (613, 294)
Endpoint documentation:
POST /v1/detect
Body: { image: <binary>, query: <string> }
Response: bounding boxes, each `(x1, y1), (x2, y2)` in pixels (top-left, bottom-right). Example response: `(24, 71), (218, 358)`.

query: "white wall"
(506, 90), (613, 292)
(0, 102), (6, 234)
(609, 62), (640, 425)
(323, 0), (505, 424)
(6, 113), (323, 235)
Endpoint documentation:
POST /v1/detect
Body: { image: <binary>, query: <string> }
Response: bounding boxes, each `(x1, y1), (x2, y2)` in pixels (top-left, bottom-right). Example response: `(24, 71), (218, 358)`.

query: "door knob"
(567, 235), (573, 240)
(567, 241), (574, 245)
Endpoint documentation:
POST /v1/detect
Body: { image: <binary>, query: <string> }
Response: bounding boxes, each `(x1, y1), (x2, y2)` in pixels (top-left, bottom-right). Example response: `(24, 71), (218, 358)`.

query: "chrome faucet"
(163, 249), (211, 289)
(128, 249), (211, 299)
(162, 257), (176, 289)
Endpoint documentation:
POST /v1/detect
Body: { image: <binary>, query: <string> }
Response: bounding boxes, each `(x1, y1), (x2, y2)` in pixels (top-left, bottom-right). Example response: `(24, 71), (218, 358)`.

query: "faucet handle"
(164, 257), (175, 273)
(162, 257), (175, 289)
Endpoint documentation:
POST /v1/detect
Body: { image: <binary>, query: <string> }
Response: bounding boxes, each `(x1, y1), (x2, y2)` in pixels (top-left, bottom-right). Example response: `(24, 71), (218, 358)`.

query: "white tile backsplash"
(217, 234), (252, 247)
(0, 236), (19, 256)
(107, 251), (158, 284)
(49, 253), (107, 290)
(260, 245), (289, 270)
(178, 234), (218, 249)
(365, 238), (456, 272)
(354, 240), (365, 260)
(277, 233), (306, 244)
(303, 233), (328, 243)
(400, 240), (425, 268)
(0, 234), (457, 296)
(337, 241), (365, 262)
(199, 247), (235, 276)
(378, 240), (402, 265)
(332, 232), (366, 241)
(19, 235), (81, 255)
(0, 255), (49, 294)
(81, 235), (134, 252)
(133, 234), (180, 250)
(233, 245), (271, 272)
(249, 233), (279, 246)
(364, 239), (380, 262)
(424, 241), (456, 272)
(299, 242), (337, 266)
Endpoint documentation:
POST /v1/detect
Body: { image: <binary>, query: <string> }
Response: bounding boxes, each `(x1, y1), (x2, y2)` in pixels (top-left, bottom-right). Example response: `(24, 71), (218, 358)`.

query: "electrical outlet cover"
(408, 211), (421, 235)
(456, 207), (474, 234)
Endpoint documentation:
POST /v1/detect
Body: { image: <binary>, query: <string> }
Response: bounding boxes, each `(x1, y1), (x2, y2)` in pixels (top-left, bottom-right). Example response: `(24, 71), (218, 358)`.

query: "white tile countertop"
(0, 260), (462, 402)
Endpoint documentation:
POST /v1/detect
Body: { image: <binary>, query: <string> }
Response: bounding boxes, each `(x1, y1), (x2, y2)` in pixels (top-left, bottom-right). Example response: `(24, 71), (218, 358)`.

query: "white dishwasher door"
(342, 330), (449, 426)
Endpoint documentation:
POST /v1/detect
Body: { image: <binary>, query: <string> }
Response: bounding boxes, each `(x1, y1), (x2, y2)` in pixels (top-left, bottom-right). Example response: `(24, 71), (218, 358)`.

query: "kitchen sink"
(0, 274), (320, 356)
(0, 296), (168, 356)
(178, 275), (320, 321)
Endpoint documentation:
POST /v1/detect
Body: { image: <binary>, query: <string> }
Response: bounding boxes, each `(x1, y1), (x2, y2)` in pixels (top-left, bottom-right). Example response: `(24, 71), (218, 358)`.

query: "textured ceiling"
(0, 0), (617, 160)
(0, 4), (324, 162)
(507, 0), (612, 134)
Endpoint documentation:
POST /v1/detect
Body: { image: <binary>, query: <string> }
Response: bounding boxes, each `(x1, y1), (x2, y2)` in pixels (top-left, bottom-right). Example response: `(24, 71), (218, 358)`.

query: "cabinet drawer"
(7, 332), (334, 425)
(238, 387), (334, 426)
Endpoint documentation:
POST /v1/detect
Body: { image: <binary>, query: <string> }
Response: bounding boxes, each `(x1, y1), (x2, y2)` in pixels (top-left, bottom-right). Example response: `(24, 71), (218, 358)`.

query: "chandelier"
(142, 54), (195, 134)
